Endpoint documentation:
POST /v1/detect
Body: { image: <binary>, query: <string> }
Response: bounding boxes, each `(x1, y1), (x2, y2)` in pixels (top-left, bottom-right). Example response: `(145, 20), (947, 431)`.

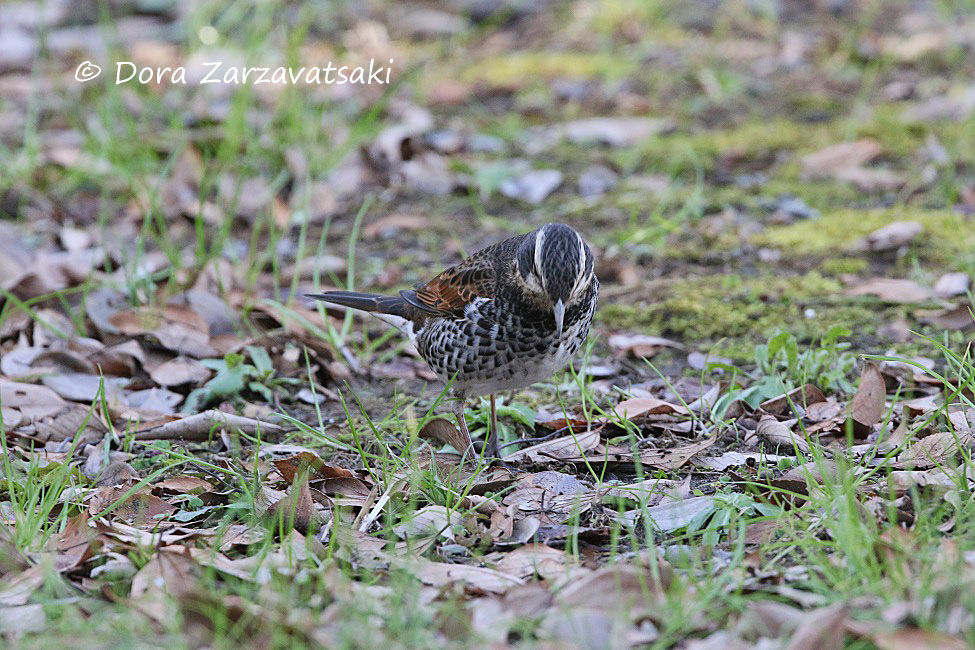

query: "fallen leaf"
(577, 164), (618, 198)
(760, 384), (827, 416)
(418, 417), (472, 455)
(851, 363), (886, 432)
(615, 397), (690, 419)
(846, 278), (933, 303)
(272, 451), (358, 483)
(149, 357), (212, 387)
(499, 169), (562, 204)
(414, 559), (524, 594)
(750, 416), (811, 452)
(494, 543), (566, 579)
(363, 214), (428, 240)
(607, 333), (685, 358)
(504, 427), (600, 463)
(854, 221), (923, 252)
(897, 430), (974, 468)
(157, 476), (214, 494)
(801, 139), (880, 177)
(0, 566), (44, 607)
(52, 512), (100, 572)
(393, 505), (454, 540)
(933, 272), (969, 298)
(555, 562), (668, 611)
(785, 603), (847, 650)
(873, 628), (967, 650)
(637, 436), (717, 470)
(559, 117), (675, 147)
(645, 496), (715, 532)
(90, 487), (176, 526)
(835, 167), (905, 192)
(266, 475), (320, 535)
(0, 603), (46, 636)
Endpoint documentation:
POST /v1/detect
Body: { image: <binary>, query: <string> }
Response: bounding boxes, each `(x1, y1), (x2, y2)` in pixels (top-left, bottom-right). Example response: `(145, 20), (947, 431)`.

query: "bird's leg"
(452, 398), (474, 460)
(486, 393), (500, 459)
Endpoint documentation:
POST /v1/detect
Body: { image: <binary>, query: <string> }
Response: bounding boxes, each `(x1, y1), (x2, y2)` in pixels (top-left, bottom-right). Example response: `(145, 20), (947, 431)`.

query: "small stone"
(577, 165), (618, 199)
(934, 272), (970, 298)
(500, 169), (562, 204)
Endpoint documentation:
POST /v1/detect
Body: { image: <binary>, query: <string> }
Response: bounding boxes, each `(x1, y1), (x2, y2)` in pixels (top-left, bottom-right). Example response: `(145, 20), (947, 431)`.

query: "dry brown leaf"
(933, 272), (969, 298)
(916, 304), (974, 331)
(90, 486), (176, 526)
(417, 417), (472, 455)
(392, 505), (454, 540)
(607, 333), (685, 358)
(272, 451), (358, 483)
(0, 407), (23, 429)
(846, 278), (933, 303)
(494, 543), (566, 580)
(266, 474), (320, 535)
(0, 378), (66, 410)
(805, 399), (842, 422)
(554, 562), (668, 612)
(873, 628), (968, 650)
(156, 475), (213, 494)
(51, 512), (100, 572)
(32, 403), (109, 444)
(414, 559), (524, 594)
(851, 363), (886, 432)
(149, 357), (211, 387)
(751, 416), (811, 452)
(110, 305), (216, 358)
(363, 214), (428, 240)
(897, 430), (975, 468)
(645, 496), (716, 532)
(888, 468), (957, 495)
(785, 603), (847, 650)
(0, 566), (45, 607)
(638, 436), (717, 469)
(835, 167), (905, 191)
(615, 397), (690, 419)
(801, 139), (881, 178)
(130, 548), (200, 601)
(854, 221), (923, 252)
(499, 168), (563, 204)
(504, 427), (601, 463)
(558, 117), (675, 147)
(760, 384), (827, 416)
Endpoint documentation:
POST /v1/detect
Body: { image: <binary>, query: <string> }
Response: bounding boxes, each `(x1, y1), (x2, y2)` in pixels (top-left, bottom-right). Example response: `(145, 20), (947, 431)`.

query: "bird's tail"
(306, 291), (409, 317)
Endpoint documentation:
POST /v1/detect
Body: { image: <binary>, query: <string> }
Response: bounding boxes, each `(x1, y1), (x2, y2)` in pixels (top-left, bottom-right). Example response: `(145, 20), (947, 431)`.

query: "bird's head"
(514, 223), (595, 335)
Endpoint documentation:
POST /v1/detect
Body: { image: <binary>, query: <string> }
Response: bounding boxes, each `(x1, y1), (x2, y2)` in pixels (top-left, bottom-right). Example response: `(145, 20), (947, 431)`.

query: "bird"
(307, 222), (599, 460)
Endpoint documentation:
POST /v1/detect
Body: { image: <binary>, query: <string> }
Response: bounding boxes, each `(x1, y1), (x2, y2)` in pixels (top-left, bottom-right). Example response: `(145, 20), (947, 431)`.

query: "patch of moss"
(634, 119), (836, 175)
(753, 208), (975, 263)
(819, 257), (869, 276)
(598, 271), (896, 361)
(459, 52), (633, 88)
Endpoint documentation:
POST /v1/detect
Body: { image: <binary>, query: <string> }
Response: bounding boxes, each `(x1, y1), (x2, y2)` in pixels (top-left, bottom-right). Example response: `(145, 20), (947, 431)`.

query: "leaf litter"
(2, 1), (975, 648)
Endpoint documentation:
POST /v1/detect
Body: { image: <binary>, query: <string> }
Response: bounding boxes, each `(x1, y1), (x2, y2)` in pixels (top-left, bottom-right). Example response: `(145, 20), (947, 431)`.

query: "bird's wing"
(408, 247), (497, 316)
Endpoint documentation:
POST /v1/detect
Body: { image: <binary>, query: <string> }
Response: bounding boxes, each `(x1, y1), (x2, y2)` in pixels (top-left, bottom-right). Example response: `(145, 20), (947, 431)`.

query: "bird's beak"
(553, 299), (565, 336)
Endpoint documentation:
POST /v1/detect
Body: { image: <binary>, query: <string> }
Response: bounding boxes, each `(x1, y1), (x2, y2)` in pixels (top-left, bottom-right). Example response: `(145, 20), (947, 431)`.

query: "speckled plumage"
(308, 223), (599, 457)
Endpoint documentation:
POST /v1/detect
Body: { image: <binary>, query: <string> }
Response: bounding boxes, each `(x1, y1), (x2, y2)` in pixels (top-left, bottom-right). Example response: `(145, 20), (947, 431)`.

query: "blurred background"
(2, 0), (975, 371)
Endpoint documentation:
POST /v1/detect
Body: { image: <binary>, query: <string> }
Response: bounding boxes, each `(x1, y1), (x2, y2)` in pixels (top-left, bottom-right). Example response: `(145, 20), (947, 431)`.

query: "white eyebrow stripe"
(573, 229), (587, 295)
(534, 225), (548, 292)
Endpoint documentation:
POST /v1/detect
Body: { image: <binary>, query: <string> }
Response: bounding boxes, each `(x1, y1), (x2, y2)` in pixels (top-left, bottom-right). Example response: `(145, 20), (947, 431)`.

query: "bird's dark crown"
(514, 223), (594, 307)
